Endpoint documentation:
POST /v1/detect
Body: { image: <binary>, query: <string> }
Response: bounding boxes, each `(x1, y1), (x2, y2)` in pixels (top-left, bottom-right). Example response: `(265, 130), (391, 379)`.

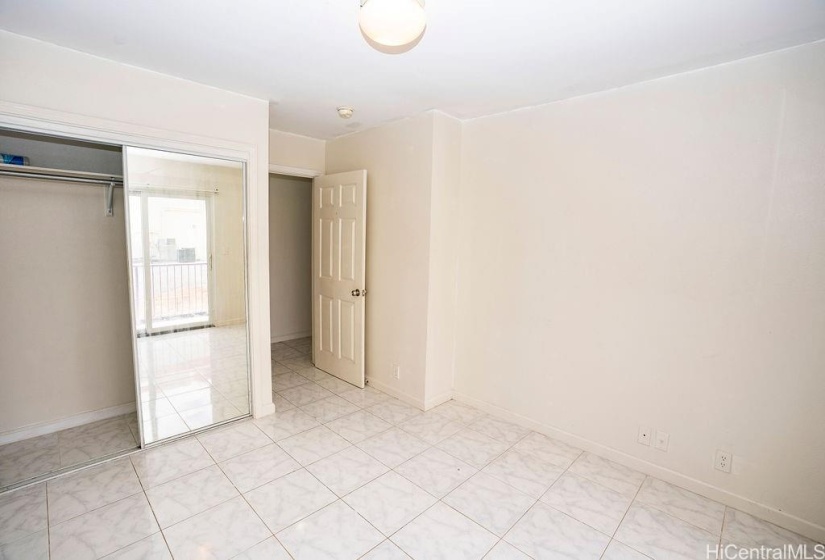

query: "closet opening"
(0, 127), (138, 491)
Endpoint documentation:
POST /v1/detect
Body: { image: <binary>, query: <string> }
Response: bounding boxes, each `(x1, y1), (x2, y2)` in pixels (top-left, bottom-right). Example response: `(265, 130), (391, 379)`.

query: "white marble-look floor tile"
(130, 438), (214, 489)
(721, 508), (818, 548)
(162, 496), (270, 560)
(0, 437), (60, 488)
(278, 426), (351, 466)
(99, 533), (171, 560)
(540, 472), (633, 535)
(58, 418), (138, 468)
(325, 410), (392, 444)
(244, 469), (337, 533)
(361, 540), (412, 559)
(300, 396), (361, 423)
(601, 540), (652, 560)
(253, 408), (319, 441)
(306, 447), (388, 497)
(47, 457), (143, 525)
(197, 421), (271, 463)
(510, 432), (582, 470)
(482, 449), (566, 498)
(467, 416), (531, 446)
(272, 393), (297, 412)
(142, 414), (190, 443)
(0, 529), (48, 560)
(271, 362), (292, 375)
(166, 387), (227, 413)
(635, 477), (725, 535)
(145, 465), (238, 528)
(614, 503), (719, 560)
(314, 375), (358, 395)
(356, 428), (430, 469)
(178, 399), (244, 432)
(395, 448), (477, 498)
(504, 502), (610, 560)
(567, 452), (645, 498)
(49, 493), (159, 560)
(392, 502), (498, 560)
(218, 443), (300, 493)
(277, 500), (384, 560)
(281, 356), (315, 370)
(436, 429), (510, 469)
(366, 399), (422, 425)
(344, 472), (437, 537)
(293, 367), (331, 382)
(140, 397), (177, 420)
(444, 473), (536, 537)
(0, 483), (47, 545)
(483, 541), (531, 559)
(272, 372), (312, 392)
(278, 383), (335, 407)
(339, 387), (391, 408)
(231, 537), (291, 560)
(399, 413), (464, 445)
(430, 401), (485, 424)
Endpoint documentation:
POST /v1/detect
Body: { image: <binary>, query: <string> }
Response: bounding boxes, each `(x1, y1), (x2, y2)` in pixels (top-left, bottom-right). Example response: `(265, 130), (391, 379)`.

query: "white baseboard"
(0, 402), (137, 446)
(424, 390), (454, 411)
(366, 377), (425, 410)
(270, 330), (311, 344)
(253, 399), (276, 419)
(452, 392), (825, 544)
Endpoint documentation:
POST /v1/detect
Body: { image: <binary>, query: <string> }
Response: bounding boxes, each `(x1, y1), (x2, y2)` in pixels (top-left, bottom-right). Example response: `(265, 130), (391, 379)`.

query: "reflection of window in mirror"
(124, 147), (250, 445)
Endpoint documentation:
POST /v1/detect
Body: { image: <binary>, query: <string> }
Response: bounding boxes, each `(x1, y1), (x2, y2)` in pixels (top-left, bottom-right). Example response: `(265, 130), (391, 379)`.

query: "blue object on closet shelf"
(1, 153), (29, 165)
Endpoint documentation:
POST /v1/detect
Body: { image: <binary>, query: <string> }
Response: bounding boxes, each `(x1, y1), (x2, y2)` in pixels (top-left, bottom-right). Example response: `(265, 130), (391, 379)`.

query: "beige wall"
(0, 30), (274, 419)
(269, 174), (312, 341)
(326, 114), (435, 405)
(269, 129), (325, 174)
(326, 112), (463, 408)
(0, 177), (134, 434)
(454, 42), (825, 538)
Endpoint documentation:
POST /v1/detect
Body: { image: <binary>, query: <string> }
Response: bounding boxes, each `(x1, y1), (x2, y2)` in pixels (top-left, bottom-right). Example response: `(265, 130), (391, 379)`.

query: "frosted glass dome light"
(359, 0), (426, 48)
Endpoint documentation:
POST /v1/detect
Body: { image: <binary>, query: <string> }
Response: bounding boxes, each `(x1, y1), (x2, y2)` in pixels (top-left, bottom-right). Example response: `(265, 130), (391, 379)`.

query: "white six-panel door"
(312, 170), (367, 388)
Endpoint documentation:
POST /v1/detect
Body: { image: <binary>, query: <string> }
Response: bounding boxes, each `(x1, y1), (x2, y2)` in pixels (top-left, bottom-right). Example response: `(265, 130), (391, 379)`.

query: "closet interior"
(0, 129), (251, 492)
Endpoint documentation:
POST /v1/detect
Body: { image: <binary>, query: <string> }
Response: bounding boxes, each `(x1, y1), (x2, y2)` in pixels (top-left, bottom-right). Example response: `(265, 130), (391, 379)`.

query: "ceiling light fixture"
(359, 0), (426, 48)
(337, 107), (354, 119)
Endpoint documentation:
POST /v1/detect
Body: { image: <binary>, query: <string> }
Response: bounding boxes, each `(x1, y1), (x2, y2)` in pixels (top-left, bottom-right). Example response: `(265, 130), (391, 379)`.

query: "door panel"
(312, 170), (367, 388)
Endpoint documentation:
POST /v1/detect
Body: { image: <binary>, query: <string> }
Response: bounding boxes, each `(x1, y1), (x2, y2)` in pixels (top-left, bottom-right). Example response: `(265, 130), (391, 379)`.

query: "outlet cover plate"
(638, 426), (651, 446)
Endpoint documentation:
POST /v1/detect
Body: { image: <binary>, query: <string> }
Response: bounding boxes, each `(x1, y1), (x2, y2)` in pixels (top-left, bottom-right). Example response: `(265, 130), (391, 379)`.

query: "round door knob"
(351, 289), (361, 297)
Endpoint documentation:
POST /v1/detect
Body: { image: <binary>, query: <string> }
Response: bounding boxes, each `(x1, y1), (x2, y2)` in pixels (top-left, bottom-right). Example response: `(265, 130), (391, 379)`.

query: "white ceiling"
(1, 0), (824, 139)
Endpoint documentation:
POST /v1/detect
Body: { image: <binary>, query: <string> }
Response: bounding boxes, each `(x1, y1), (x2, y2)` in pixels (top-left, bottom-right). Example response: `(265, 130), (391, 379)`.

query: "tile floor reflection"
(137, 325), (251, 444)
(2, 340), (821, 559)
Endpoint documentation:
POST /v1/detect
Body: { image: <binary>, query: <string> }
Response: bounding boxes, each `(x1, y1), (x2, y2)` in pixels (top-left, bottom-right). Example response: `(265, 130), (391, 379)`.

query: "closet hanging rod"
(0, 165), (123, 216)
(0, 169), (123, 186)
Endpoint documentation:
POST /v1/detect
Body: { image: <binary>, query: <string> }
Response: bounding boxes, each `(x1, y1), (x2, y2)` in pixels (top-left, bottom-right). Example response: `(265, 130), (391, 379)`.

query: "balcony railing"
(131, 261), (209, 328)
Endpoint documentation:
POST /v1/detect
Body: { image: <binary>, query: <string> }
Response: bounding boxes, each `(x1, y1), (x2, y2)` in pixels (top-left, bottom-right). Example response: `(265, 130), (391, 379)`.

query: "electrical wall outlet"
(715, 449), (732, 473)
(638, 426), (651, 446)
(392, 364), (400, 380)
(654, 430), (669, 451)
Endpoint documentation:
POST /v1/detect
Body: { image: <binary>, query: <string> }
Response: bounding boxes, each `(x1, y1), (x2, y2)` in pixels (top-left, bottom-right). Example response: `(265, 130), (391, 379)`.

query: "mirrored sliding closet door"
(124, 147), (250, 445)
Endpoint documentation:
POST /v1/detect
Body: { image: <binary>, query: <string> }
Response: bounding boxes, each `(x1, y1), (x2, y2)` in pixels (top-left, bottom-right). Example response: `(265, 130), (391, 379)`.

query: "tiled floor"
(0, 341), (820, 559)
(137, 325), (251, 444)
(0, 414), (138, 492)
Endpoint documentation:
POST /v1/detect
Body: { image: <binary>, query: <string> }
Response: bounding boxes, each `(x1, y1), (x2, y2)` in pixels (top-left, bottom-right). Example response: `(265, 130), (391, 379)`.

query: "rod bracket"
(105, 181), (114, 217)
